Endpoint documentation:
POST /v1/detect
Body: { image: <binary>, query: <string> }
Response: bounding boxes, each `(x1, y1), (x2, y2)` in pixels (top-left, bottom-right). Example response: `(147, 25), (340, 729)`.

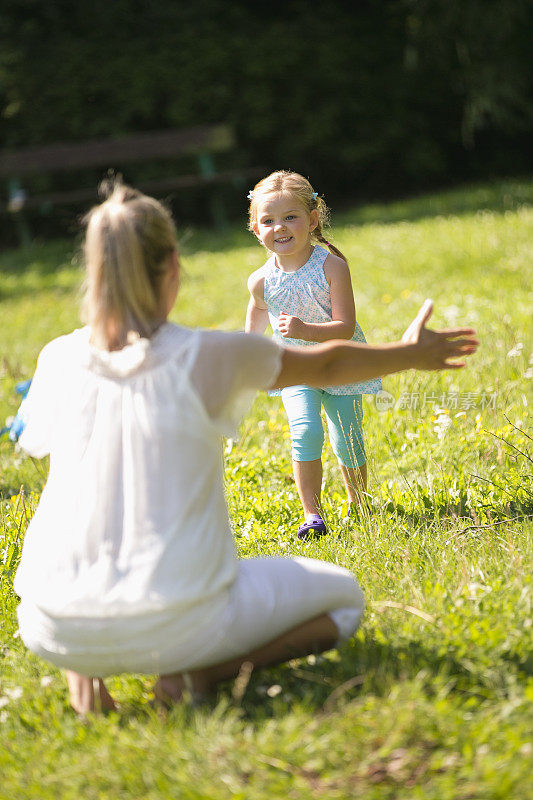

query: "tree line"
(0, 0), (531, 233)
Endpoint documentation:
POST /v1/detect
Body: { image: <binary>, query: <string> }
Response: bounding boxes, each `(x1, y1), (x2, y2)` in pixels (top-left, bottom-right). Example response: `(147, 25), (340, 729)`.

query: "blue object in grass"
(0, 379), (32, 442)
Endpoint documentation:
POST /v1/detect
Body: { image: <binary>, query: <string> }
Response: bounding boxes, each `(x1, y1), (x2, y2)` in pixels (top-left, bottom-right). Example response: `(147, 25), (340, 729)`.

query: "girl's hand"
(278, 313), (305, 339)
(402, 299), (479, 370)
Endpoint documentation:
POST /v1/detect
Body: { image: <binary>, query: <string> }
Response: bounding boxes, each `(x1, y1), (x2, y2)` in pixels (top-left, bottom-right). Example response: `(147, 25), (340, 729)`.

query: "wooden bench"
(0, 125), (260, 245)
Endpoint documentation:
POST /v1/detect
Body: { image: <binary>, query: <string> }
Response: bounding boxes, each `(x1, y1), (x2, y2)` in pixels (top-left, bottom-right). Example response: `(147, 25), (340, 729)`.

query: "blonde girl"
(246, 171), (381, 538)
(14, 182), (477, 713)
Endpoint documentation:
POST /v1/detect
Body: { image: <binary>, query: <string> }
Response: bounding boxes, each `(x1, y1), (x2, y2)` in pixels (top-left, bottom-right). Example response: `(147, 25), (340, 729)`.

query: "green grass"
(1, 178), (532, 799)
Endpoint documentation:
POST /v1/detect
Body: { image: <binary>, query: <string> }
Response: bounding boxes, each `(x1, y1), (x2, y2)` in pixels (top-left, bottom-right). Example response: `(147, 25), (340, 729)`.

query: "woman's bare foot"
(153, 673), (206, 708)
(66, 671), (116, 714)
(154, 613), (338, 708)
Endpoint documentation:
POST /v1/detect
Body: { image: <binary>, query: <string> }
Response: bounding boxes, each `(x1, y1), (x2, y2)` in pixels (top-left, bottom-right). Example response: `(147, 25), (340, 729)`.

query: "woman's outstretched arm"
(270, 300), (479, 391)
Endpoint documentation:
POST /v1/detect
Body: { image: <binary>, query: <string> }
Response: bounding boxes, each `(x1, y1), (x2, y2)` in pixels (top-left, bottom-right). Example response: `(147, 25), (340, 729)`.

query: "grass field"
(1, 179), (532, 799)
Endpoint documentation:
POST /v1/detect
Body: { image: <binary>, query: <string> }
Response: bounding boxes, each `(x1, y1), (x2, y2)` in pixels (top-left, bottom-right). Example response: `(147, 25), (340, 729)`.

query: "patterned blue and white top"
(263, 244), (382, 396)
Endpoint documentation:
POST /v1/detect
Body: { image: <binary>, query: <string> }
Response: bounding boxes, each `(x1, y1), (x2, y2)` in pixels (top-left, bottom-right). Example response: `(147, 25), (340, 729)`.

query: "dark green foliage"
(0, 1), (531, 206)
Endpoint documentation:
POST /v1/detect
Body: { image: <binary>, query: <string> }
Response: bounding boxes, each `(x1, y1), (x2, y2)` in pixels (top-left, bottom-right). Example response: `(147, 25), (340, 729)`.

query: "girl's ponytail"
(82, 182), (177, 350)
(314, 232), (348, 263)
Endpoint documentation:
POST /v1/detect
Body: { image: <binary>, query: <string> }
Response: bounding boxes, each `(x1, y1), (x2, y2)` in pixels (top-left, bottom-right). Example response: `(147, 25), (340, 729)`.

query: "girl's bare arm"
(245, 271), (269, 334)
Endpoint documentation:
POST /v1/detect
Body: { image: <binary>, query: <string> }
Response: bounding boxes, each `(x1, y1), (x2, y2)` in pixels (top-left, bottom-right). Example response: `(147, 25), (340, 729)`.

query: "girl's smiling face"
(253, 192), (318, 267)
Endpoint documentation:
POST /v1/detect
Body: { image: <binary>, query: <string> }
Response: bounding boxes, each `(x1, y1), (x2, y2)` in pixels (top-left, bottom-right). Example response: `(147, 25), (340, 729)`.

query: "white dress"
(15, 323), (364, 676)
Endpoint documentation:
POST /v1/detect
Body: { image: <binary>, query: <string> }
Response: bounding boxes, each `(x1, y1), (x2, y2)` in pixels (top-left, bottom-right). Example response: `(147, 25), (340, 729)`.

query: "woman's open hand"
(402, 299), (479, 370)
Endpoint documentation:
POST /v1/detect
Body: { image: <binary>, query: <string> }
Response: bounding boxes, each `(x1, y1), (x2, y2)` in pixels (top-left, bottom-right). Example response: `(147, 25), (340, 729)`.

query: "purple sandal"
(297, 514), (327, 540)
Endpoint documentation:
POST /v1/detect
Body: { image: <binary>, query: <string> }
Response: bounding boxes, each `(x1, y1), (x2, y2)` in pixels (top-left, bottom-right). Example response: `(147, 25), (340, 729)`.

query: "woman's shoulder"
(157, 321), (195, 343)
(193, 329), (282, 370)
(151, 322), (201, 363)
(37, 327), (90, 365)
(157, 324), (266, 366)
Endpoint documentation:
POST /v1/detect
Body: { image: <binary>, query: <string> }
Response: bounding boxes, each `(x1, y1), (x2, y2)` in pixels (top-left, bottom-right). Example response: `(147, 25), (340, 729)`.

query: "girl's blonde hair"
(81, 181), (177, 350)
(247, 170), (347, 262)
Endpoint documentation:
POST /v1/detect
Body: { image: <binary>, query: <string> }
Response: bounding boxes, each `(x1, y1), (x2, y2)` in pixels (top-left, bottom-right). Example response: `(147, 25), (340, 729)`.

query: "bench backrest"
(0, 125), (234, 177)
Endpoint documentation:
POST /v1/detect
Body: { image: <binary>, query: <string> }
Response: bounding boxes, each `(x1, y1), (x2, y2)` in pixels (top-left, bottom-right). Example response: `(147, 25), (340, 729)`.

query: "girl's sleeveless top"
(264, 245), (382, 396)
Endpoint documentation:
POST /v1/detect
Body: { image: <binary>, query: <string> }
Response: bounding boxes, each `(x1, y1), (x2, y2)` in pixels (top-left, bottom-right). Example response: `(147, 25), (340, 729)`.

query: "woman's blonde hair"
(247, 170), (347, 262)
(81, 181), (177, 350)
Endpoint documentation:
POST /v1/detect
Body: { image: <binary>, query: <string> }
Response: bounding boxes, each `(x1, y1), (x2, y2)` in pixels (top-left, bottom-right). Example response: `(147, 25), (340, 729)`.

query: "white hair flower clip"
(247, 190), (254, 200)
(312, 191), (318, 199)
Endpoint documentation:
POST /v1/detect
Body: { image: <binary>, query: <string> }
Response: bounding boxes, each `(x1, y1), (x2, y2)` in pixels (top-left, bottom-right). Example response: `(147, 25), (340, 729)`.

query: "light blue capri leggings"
(281, 386), (366, 468)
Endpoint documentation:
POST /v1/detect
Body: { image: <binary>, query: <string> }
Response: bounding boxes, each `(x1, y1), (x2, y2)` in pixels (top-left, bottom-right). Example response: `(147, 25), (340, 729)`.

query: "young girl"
(14, 182), (477, 714)
(245, 171), (380, 538)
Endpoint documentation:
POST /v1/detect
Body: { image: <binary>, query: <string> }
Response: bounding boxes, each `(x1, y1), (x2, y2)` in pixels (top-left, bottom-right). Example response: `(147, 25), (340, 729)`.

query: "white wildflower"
(507, 342), (523, 358)
(267, 684), (282, 698)
(4, 687), (23, 700)
(443, 305), (460, 323)
(433, 411), (453, 441)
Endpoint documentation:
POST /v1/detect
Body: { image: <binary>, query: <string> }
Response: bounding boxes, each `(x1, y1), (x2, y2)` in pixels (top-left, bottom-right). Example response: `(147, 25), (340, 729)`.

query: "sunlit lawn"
(1, 179), (531, 799)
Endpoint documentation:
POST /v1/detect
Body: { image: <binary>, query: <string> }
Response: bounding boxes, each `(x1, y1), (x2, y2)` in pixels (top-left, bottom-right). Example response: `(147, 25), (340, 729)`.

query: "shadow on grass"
(230, 633), (526, 723)
(336, 178), (533, 229)
(0, 238), (83, 303)
(0, 239), (79, 277)
(379, 497), (533, 530)
(98, 625), (526, 723)
(0, 225), (253, 278)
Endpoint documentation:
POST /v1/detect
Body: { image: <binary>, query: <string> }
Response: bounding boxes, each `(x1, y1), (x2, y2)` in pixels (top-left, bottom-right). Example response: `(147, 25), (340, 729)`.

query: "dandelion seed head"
(4, 687), (22, 700)
(507, 342), (523, 358)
